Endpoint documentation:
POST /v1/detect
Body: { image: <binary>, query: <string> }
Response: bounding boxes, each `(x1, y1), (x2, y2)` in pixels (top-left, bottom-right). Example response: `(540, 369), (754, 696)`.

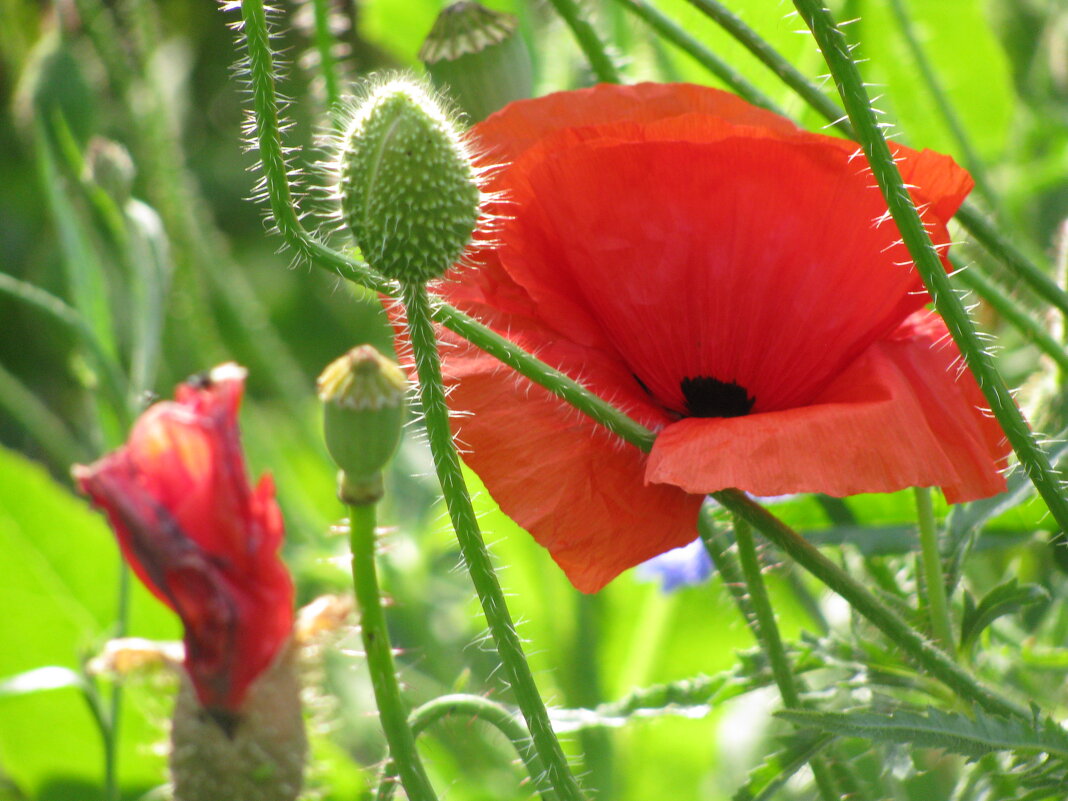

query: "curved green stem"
(401, 282), (586, 801)
(349, 502), (438, 801)
(713, 489), (1028, 720)
(732, 515), (839, 801)
(793, 0), (1068, 540)
(914, 488), (954, 655)
(543, 0), (621, 84)
(377, 694), (557, 801)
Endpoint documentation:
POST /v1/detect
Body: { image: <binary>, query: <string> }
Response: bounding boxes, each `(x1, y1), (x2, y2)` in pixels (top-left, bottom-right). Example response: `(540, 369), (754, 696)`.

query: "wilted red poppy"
(415, 83), (1010, 593)
(74, 364), (294, 712)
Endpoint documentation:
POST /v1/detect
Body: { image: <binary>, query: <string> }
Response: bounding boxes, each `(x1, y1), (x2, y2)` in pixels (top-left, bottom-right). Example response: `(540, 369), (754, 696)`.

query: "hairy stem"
(732, 515), (839, 801)
(349, 502), (438, 801)
(402, 281), (586, 801)
(377, 694), (557, 801)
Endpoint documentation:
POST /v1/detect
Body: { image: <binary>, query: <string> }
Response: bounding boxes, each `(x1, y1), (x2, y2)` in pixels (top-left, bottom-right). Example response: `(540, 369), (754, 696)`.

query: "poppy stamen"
(681, 376), (755, 418)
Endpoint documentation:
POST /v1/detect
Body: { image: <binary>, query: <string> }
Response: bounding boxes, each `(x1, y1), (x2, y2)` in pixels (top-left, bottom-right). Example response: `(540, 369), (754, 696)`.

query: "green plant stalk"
(401, 281), (586, 801)
(885, 0), (998, 210)
(683, 0), (1068, 317)
(732, 515), (839, 801)
(377, 694), (557, 801)
(0, 361), (86, 468)
(697, 508), (759, 638)
(349, 502), (438, 801)
(792, 0), (1068, 543)
(713, 489), (1028, 720)
(953, 256), (1068, 374)
(914, 487), (954, 654)
(543, 0), (621, 84)
(609, 0), (782, 114)
(310, 0), (341, 109)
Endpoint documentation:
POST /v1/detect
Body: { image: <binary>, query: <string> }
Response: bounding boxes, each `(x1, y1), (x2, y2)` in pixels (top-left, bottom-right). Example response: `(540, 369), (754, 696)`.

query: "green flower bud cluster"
(318, 345), (407, 506)
(339, 77), (480, 284)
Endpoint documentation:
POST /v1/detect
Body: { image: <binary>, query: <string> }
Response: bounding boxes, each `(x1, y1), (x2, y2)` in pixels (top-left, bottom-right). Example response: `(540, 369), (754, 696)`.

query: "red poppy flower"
(420, 82), (1009, 593)
(74, 364), (294, 712)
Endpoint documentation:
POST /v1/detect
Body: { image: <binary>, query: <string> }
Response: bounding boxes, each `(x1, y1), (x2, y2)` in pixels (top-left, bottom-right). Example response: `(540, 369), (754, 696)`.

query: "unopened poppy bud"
(84, 137), (135, 204)
(171, 644), (306, 801)
(420, 2), (533, 122)
(318, 345), (407, 505)
(339, 77), (479, 283)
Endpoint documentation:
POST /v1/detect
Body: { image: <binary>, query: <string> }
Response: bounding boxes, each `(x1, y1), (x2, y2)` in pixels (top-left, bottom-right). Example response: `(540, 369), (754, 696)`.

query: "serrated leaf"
(732, 731), (835, 801)
(777, 707), (1068, 761)
(0, 667), (85, 698)
(960, 579), (1050, 651)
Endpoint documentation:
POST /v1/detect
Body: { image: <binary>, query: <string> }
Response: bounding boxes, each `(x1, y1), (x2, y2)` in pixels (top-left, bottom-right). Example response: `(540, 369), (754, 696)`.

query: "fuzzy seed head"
(339, 77), (480, 284)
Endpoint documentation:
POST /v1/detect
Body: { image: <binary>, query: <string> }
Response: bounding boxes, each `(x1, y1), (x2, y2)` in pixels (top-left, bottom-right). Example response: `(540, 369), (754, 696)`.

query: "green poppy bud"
(420, 2), (533, 122)
(339, 77), (480, 284)
(318, 345), (407, 505)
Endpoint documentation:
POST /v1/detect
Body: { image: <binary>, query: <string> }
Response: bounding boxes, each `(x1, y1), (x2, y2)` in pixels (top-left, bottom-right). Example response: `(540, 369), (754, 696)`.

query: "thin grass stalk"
(309, 0), (342, 109)
(0, 361), (87, 468)
(401, 281), (586, 801)
(609, 0), (782, 113)
(543, 0), (621, 83)
(732, 515), (839, 801)
(792, 0), (1068, 542)
(885, 0), (999, 210)
(681, 0), (1068, 316)
(377, 694), (557, 801)
(350, 502), (438, 801)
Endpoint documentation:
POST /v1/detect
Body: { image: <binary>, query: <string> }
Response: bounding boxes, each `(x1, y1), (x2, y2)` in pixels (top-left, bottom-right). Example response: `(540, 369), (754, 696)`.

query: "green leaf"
(731, 730), (835, 801)
(777, 707), (1068, 761)
(0, 446), (178, 798)
(960, 579), (1050, 651)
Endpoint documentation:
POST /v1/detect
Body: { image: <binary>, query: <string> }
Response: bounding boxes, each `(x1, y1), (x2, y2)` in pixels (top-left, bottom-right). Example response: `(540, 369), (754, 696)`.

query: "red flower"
(421, 83), (1010, 593)
(74, 365), (294, 712)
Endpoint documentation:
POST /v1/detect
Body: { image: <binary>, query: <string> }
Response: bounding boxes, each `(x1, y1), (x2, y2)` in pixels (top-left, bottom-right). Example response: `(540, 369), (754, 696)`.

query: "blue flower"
(636, 538), (714, 592)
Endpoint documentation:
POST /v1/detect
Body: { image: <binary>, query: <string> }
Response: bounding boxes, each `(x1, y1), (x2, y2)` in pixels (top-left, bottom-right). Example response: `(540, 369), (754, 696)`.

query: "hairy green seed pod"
(339, 78), (480, 284)
(318, 345), (407, 505)
(420, 2), (533, 122)
(170, 645), (306, 801)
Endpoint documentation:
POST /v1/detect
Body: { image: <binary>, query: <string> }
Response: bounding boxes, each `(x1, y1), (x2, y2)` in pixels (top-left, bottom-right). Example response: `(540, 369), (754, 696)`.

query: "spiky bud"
(170, 644), (306, 801)
(420, 2), (533, 122)
(339, 77), (479, 284)
(318, 345), (407, 505)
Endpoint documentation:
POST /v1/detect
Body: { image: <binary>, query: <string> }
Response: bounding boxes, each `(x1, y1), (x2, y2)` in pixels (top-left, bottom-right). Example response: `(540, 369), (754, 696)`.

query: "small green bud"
(84, 137), (136, 204)
(339, 77), (480, 284)
(318, 345), (407, 505)
(420, 2), (533, 122)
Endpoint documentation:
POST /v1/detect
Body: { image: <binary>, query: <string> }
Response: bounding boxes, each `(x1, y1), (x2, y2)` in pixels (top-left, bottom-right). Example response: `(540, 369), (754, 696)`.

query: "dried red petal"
(74, 365), (293, 711)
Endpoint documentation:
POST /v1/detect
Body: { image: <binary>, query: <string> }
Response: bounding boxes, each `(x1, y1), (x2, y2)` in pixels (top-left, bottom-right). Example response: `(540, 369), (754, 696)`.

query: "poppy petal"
(646, 312), (1008, 501)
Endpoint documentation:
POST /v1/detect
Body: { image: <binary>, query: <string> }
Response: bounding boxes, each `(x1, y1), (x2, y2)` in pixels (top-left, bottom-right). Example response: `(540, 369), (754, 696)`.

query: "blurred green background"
(2, 0), (1068, 799)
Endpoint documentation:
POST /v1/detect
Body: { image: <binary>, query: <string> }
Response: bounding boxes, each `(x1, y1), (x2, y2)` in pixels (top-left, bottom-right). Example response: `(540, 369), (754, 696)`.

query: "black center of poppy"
(680, 376), (755, 418)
